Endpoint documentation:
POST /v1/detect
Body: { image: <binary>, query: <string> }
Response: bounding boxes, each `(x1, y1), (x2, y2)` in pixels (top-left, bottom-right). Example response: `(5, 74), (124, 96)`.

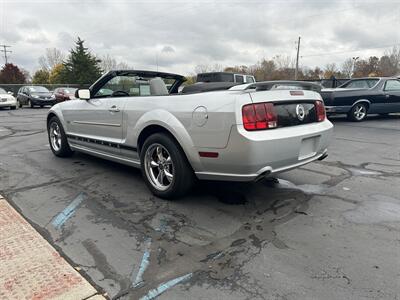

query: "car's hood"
(31, 92), (53, 97)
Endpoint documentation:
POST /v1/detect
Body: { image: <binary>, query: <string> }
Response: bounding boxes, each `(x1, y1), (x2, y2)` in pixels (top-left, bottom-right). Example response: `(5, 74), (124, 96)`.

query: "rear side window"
(235, 75), (244, 83)
(341, 79), (379, 89)
(246, 75), (255, 83)
(384, 80), (400, 91)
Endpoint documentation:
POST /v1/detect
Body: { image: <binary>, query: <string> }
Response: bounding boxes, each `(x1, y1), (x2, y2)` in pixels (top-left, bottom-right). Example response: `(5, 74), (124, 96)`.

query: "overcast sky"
(0, 0), (399, 75)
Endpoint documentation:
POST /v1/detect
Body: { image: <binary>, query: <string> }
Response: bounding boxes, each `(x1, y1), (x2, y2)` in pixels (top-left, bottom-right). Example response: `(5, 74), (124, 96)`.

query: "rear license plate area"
(298, 136), (319, 160)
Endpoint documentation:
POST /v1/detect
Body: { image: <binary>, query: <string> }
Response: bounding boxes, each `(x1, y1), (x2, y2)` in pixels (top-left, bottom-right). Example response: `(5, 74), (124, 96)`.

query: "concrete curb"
(0, 195), (106, 300)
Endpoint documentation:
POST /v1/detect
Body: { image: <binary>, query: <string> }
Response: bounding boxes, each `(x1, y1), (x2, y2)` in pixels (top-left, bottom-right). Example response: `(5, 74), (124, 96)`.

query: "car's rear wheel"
(140, 133), (194, 199)
(348, 103), (367, 122)
(48, 116), (73, 157)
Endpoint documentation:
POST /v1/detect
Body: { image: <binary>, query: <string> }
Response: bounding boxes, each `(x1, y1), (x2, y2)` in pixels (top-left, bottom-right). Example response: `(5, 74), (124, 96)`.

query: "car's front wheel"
(48, 116), (73, 157)
(348, 103), (368, 122)
(28, 99), (34, 108)
(140, 133), (195, 199)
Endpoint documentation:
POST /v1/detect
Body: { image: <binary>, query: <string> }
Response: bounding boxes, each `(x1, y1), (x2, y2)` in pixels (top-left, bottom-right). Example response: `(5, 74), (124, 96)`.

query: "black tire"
(140, 133), (195, 199)
(40, 105), (44, 108)
(18, 100), (22, 108)
(28, 99), (34, 108)
(347, 103), (368, 122)
(47, 116), (73, 157)
(10, 106), (16, 110)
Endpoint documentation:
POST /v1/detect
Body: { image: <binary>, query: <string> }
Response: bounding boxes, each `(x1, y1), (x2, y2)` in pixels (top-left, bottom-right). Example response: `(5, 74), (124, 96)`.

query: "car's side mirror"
(77, 89), (91, 100)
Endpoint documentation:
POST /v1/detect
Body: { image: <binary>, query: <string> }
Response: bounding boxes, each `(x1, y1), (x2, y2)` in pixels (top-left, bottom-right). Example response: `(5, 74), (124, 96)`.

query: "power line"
(0, 45), (12, 64)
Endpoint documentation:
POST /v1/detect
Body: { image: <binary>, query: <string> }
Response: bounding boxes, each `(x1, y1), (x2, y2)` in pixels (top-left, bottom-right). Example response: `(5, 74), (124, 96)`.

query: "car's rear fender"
(127, 109), (202, 171)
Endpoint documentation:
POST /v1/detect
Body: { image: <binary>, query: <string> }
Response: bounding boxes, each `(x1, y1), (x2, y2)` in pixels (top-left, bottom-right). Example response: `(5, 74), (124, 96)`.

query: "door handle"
(108, 105), (120, 112)
(385, 94), (390, 98)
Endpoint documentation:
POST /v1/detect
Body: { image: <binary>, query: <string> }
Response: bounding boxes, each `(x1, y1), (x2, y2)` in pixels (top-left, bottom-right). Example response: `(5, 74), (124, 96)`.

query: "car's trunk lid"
(248, 90), (320, 128)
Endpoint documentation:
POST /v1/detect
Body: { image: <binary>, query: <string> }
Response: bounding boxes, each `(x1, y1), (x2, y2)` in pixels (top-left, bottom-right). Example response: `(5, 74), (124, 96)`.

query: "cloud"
(0, 0), (397, 74)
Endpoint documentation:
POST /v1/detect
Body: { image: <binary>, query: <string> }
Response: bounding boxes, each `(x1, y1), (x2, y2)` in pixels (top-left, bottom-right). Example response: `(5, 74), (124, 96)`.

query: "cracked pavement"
(0, 108), (400, 300)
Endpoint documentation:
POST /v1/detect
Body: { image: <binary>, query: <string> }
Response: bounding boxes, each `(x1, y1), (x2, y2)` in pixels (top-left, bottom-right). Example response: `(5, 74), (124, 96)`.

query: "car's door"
(17, 87), (27, 104)
(63, 75), (140, 155)
(383, 79), (400, 113)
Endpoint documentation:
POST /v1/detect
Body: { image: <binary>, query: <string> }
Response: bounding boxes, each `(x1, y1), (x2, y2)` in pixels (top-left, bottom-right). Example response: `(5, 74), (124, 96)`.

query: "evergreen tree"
(0, 63), (26, 84)
(60, 37), (102, 85)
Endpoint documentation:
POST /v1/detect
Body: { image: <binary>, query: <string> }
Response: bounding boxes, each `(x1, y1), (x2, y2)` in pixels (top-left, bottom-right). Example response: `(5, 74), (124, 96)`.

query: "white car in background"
(0, 88), (17, 110)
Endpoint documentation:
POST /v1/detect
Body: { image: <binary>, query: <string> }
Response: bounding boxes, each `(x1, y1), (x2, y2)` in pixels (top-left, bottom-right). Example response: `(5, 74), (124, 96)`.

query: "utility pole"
(351, 56), (359, 78)
(0, 45), (12, 64)
(294, 36), (301, 80)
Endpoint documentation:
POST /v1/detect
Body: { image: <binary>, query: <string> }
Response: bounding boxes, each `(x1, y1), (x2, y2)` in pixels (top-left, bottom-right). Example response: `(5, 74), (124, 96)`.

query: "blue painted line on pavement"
(140, 273), (193, 300)
(51, 192), (86, 229)
(133, 238), (152, 287)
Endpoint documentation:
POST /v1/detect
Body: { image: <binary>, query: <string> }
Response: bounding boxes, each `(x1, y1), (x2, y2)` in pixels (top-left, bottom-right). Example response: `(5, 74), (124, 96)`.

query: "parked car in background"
(47, 70), (332, 199)
(53, 87), (77, 103)
(197, 72), (256, 84)
(17, 86), (57, 108)
(0, 87), (17, 110)
(320, 77), (400, 121)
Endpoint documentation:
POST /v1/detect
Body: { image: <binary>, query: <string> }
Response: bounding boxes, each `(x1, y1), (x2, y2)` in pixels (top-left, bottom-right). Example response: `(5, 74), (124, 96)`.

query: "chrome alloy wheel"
(353, 104), (366, 120)
(144, 144), (174, 191)
(49, 122), (62, 151)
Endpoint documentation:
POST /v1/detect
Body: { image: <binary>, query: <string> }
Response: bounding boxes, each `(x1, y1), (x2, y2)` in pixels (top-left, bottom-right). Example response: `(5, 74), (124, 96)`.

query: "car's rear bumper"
(0, 100), (16, 107)
(0, 102), (16, 107)
(194, 120), (334, 181)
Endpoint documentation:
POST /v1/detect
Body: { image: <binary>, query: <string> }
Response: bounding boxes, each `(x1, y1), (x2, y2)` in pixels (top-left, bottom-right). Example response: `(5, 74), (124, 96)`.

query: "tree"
(0, 63), (26, 84)
(99, 54), (131, 73)
(32, 69), (50, 84)
(49, 63), (66, 84)
(99, 54), (117, 73)
(20, 68), (32, 83)
(60, 37), (102, 85)
(39, 48), (65, 71)
(323, 63), (342, 79)
(353, 56), (380, 77)
(341, 58), (354, 78)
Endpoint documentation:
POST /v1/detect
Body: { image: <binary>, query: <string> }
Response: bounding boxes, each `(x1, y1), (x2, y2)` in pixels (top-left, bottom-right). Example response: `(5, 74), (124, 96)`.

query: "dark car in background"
(197, 72), (256, 84)
(53, 87), (77, 103)
(17, 86), (56, 108)
(320, 77), (400, 121)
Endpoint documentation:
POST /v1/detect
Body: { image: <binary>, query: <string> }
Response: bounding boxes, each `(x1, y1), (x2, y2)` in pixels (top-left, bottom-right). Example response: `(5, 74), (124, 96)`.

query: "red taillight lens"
(315, 100), (326, 122)
(242, 102), (277, 131)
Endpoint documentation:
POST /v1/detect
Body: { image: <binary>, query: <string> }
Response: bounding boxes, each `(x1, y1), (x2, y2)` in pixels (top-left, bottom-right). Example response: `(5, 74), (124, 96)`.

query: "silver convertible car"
(47, 70), (333, 198)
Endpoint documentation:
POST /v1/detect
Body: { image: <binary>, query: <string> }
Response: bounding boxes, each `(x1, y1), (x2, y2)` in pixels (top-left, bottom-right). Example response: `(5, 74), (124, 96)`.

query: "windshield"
(28, 86), (49, 93)
(339, 79), (379, 89)
(64, 88), (77, 94)
(0, 88), (7, 94)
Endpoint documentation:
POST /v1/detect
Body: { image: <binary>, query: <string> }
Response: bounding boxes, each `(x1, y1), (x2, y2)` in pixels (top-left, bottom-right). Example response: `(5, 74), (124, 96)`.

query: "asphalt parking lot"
(1, 108), (400, 300)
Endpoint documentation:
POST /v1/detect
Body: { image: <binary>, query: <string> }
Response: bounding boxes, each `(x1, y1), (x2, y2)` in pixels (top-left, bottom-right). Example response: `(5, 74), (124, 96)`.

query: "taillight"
(242, 102), (277, 131)
(315, 100), (326, 122)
